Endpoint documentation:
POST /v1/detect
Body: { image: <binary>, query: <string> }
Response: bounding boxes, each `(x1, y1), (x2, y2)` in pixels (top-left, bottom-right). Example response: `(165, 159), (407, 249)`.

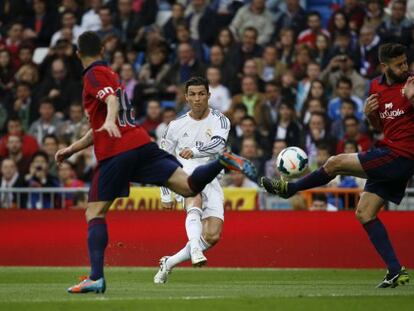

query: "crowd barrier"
(1, 210), (413, 267)
(3, 186), (414, 210)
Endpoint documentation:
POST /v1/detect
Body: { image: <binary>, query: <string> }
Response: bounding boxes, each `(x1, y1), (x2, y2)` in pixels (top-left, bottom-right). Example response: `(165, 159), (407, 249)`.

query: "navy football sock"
(363, 218), (401, 275)
(288, 167), (334, 196)
(187, 160), (224, 193)
(88, 218), (108, 280)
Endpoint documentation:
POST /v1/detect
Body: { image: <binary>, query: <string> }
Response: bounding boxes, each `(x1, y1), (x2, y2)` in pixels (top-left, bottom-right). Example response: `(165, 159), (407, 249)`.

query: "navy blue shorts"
(89, 142), (182, 202)
(358, 147), (414, 204)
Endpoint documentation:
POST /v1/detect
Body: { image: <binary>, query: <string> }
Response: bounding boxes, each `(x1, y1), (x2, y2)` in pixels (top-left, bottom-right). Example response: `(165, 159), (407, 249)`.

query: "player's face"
(385, 54), (409, 83)
(185, 85), (210, 114)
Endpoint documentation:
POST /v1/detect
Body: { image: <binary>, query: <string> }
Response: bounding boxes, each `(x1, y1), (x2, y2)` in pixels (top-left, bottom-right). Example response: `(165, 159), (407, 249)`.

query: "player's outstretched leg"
(186, 207), (207, 267)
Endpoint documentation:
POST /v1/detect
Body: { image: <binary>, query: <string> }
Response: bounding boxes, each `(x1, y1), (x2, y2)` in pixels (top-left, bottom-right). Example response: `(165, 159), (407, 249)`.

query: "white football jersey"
(160, 109), (230, 174)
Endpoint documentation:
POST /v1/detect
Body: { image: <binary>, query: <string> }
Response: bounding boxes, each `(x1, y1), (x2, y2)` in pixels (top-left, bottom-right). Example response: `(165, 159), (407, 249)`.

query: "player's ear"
(380, 62), (387, 73)
(208, 92), (211, 99)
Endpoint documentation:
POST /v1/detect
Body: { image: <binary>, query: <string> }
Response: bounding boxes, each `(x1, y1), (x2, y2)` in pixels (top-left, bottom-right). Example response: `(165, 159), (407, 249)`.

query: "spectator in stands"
(363, 0), (385, 31)
(227, 27), (263, 73)
(255, 45), (287, 83)
(25, 151), (59, 209)
(0, 0), (28, 26)
(310, 193), (338, 211)
(0, 158), (27, 209)
(113, 0), (142, 44)
(229, 116), (270, 158)
(57, 160), (85, 209)
(165, 42), (206, 92)
(59, 0), (84, 23)
(50, 10), (84, 47)
(185, 0), (219, 46)
(28, 98), (62, 145)
(236, 59), (265, 93)
(230, 76), (265, 125)
(264, 139), (287, 179)
(261, 81), (283, 128)
(0, 116), (38, 159)
(210, 0), (244, 29)
(171, 22), (205, 62)
(0, 49), (15, 98)
(357, 25), (381, 79)
(330, 99), (360, 140)
(297, 11), (330, 48)
(321, 54), (367, 99)
(269, 102), (302, 148)
(224, 170), (259, 188)
(336, 116), (372, 154)
(304, 112), (336, 169)
(41, 134), (59, 178)
(291, 44), (314, 81)
(313, 33), (331, 70)
(138, 100), (162, 136)
(24, 0), (59, 47)
(279, 69), (297, 104)
(304, 79), (328, 106)
(17, 44), (34, 67)
(4, 135), (32, 176)
(378, 0), (413, 44)
(273, 0), (307, 39)
(0, 105), (7, 130)
(227, 103), (247, 146)
(81, 0), (102, 32)
(230, 0), (274, 46)
(301, 98), (326, 126)
(37, 58), (82, 114)
(296, 62), (321, 113)
(277, 27), (296, 66)
(206, 66), (231, 113)
(215, 27), (236, 57)
(96, 6), (122, 40)
(5, 82), (37, 132)
(163, 2), (186, 44)
(110, 49), (126, 75)
(56, 102), (87, 144)
(120, 63), (138, 102)
(240, 137), (265, 178)
(155, 107), (176, 144)
(329, 0), (366, 32)
(135, 45), (171, 113)
(1, 22), (24, 68)
(328, 10), (353, 42)
(327, 76), (364, 121)
(14, 63), (39, 87)
(208, 45), (237, 92)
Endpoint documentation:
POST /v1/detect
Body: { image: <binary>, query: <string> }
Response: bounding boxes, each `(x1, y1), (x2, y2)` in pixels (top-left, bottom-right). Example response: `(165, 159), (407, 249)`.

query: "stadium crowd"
(1, 0), (414, 209)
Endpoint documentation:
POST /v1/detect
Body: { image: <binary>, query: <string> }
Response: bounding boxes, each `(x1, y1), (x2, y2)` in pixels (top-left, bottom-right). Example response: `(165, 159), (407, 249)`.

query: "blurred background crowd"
(1, 0), (414, 209)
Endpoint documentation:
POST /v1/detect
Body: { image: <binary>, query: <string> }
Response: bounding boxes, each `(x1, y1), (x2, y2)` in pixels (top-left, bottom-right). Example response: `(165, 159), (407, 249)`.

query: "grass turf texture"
(0, 267), (413, 311)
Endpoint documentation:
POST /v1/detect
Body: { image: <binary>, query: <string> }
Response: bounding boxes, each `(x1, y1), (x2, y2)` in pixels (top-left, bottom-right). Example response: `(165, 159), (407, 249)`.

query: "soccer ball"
(276, 147), (308, 178)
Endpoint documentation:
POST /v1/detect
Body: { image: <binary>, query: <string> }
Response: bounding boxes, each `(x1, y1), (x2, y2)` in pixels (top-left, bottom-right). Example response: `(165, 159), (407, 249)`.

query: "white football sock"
(166, 237), (212, 270)
(185, 207), (203, 251)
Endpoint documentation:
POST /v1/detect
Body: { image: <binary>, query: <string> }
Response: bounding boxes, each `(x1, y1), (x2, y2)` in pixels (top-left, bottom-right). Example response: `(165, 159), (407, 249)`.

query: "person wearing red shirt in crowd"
(138, 99), (162, 136)
(262, 43), (413, 288)
(336, 116), (372, 154)
(57, 160), (85, 209)
(0, 116), (39, 159)
(55, 31), (256, 294)
(297, 11), (330, 48)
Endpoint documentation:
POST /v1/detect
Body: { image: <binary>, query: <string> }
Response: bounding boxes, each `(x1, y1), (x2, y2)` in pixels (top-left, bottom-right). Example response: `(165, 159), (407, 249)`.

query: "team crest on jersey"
(205, 128), (212, 138)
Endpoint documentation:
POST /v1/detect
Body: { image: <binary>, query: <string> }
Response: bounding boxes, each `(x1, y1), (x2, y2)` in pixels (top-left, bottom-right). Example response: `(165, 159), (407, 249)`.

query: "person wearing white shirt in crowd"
(0, 158), (26, 208)
(206, 66), (231, 113)
(81, 0), (102, 32)
(154, 77), (230, 283)
(50, 10), (84, 46)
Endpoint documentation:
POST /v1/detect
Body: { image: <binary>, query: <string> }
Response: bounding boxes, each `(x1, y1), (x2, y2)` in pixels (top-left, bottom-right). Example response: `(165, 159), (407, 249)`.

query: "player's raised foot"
(219, 152), (257, 181)
(154, 256), (171, 284)
(260, 177), (290, 199)
(190, 247), (207, 267)
(377, 267), (409, 288)
(67, 276), (106, 293)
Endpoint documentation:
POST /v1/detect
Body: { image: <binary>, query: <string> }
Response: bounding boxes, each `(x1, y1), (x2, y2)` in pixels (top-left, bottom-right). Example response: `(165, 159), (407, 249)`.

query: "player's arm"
(96, 94), (121, 138)
(180, 116), (230, 159)
(364, 94), (383, 132)
(55, 129), (93, 165)
(402, 76), (414, 106)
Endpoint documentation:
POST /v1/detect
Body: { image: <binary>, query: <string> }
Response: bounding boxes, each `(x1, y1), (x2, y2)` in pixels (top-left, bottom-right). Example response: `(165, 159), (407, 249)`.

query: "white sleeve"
(160, 186), (173, 203)
(191, 115), (230, 158)
(159, 122), (177, 155)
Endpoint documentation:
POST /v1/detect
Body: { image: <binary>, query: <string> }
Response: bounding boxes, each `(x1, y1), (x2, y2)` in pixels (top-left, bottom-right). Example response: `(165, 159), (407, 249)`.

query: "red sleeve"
(84, 67), (119, 103)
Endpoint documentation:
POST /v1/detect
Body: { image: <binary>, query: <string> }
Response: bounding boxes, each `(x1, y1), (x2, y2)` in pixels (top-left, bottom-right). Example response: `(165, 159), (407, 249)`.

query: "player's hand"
(403, 76), (414, 102)
(364, 94), (379, 116)
(161, 201), (176, 209)
(55, 146), (73, 166)
(96, 121), (121, 138)
(179, 148), (193, 159)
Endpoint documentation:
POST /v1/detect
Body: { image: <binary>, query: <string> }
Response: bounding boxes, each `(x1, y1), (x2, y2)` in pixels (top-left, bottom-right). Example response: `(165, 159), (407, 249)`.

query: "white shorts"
(179, 178), (224, 221)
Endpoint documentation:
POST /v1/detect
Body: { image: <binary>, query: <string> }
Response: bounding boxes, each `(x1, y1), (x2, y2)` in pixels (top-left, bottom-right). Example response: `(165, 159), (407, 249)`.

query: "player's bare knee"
(323, 155), (342, 176)
(203, 231), (221, 246)
(355, 207), (374, 224)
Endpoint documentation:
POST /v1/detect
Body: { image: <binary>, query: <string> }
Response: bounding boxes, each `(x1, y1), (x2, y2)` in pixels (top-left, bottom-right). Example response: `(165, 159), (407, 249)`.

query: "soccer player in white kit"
(154, 76), (230, 283)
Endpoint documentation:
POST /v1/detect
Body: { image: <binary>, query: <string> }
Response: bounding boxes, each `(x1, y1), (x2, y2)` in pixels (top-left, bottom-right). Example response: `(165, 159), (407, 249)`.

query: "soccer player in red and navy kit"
(55, 31), (257, 294)
(262, 43), (412, 288)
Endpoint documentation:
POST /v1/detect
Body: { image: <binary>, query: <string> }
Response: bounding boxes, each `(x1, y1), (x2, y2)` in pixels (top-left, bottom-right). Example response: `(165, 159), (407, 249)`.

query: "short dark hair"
(184, 76), (209, 93)
(78, 31), (102, 57)
(39, 97), (54, 106)
(336, 76), (353, 88)
(241, 115), (256, 125)
(343, 115), (359, 126)
(379, 43), (407, 64)
(42, 134), (58, 144)
(341, 99), (356, 110)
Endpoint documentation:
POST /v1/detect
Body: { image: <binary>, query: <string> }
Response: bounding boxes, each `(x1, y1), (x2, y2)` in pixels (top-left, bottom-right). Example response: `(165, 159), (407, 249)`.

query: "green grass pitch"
(0, 267), (413, 311)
